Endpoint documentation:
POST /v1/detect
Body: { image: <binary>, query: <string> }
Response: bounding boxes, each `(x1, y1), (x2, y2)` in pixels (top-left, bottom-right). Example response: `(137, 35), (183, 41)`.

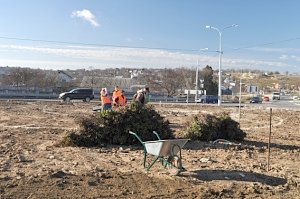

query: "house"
(80, 76), (138, 92)
(0, 67), (10, 76)
(0, 67), (11, 86)
(58, 70), (73, 82)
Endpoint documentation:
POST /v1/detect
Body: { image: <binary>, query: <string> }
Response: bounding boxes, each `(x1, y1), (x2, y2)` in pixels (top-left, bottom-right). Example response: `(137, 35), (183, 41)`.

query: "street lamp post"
(239, 78), (242, 126)
(206, 24), (238, 106)
(195, 48), (208, 101)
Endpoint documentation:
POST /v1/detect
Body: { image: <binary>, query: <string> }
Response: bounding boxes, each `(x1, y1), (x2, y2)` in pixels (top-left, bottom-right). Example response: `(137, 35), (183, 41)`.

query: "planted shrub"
(61, 102), (173, 147)
(183, 112), (246, 141)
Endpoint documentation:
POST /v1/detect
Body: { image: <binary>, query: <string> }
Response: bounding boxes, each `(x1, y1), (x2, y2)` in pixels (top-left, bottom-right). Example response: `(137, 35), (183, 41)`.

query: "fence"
(0, 86), (58, 99)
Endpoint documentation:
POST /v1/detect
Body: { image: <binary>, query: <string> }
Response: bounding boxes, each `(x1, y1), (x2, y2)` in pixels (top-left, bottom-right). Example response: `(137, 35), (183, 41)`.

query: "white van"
(272, 92), (280, 100)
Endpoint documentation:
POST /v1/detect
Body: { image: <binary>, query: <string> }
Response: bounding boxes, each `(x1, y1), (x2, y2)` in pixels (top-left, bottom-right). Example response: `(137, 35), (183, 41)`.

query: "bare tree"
(144, 68), (184, 96)
(176, 67), (195, 90)
(3, 67), (28, 86)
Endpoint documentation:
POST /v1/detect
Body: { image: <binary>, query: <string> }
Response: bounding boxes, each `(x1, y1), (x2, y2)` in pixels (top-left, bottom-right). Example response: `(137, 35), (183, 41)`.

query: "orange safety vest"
(112, 90), (122, 105)
(118, 95), (127, 106)
(113, 89), (122, 99)
(101, 95), (111, 105)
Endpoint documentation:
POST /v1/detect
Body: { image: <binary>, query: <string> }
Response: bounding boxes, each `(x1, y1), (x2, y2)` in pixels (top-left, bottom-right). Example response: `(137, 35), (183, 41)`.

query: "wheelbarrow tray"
(143, 139), (189, 157)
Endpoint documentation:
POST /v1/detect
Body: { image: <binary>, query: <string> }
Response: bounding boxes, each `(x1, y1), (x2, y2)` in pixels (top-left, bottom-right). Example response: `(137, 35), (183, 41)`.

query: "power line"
(1, 35), (300, 54)
(231, 37), (300, 51)
(0, 36), (200, 53)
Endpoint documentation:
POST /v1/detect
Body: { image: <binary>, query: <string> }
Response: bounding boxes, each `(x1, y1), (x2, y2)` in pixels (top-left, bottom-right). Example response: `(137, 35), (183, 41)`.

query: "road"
(151, 95), (300, 110)
(242, 95), (300, 110)
(1, 95), (300, 110)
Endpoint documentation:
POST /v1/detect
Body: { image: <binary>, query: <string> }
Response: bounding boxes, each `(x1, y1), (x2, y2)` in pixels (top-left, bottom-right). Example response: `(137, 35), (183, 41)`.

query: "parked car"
(59, 88), (94, 102)
(195, 95), (218, 104)
(263, 96), (270, 102)
(249, 96), (262, 103)
(293, 96), (300, 100)
(272, 92), (281, 100)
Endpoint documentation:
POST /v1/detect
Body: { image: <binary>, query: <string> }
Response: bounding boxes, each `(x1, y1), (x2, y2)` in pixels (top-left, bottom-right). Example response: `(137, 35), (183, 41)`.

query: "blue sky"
(1, 0), (300, 73)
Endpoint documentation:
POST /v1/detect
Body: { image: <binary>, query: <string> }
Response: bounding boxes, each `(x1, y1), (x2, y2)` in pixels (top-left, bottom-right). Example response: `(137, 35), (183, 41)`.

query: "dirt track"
(0, 101), (299, 198)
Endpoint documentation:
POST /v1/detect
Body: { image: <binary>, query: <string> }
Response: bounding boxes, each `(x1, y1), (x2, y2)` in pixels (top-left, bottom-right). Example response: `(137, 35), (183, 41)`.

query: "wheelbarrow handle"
(129, 131), (144, 145)
(128, 131), (135, 135)
(152, 131), (161, 140)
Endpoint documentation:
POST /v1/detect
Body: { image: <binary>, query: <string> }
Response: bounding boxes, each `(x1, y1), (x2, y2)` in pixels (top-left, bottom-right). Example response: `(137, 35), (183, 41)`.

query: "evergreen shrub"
(183, 112), (246, 141)
(61, 102), (173, 147)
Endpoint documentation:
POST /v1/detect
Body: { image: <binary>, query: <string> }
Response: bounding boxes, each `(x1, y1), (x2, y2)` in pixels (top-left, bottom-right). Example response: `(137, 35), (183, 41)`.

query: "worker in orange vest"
(100, 88), (112, 111)
(114, 90), (127, 110)
(112, 86), (122, 106)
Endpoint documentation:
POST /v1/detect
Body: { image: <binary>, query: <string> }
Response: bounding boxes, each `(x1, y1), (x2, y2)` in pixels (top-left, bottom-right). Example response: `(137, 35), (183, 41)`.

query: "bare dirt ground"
(0, 100), (299, 199)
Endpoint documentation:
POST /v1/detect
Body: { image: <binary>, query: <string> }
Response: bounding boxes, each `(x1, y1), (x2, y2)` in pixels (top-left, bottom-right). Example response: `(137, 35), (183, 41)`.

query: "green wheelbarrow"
(129, 131), (189, 175)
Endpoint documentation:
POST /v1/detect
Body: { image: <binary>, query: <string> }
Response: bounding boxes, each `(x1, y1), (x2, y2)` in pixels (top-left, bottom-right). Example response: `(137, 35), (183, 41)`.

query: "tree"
(3, 67), (29, 86)
(176, 67), (195, 90)
(144, 68), (183, 96)
(200, 65), (218, 95)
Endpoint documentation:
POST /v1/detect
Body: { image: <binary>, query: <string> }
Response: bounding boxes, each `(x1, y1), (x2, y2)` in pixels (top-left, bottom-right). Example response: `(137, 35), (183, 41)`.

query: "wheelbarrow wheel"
(168, 166), (180, 176)
(167, 155), (182, 168)
(167, 156), (181, 175)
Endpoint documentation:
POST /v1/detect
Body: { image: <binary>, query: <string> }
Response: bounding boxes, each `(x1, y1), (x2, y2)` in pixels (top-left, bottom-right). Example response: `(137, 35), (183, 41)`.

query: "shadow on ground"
(183, 169), (287, 186)
(183, 140), (300, 151)
(242, 140), (300, 151)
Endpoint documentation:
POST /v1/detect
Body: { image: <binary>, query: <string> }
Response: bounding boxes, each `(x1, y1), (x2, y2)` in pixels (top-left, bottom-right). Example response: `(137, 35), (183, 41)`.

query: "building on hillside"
(0, 67), (11, 86)
(58, 70), (73, 82)
(80, 76), (139, 93)
(129, 69), (143, 79)
(0, 67), (10, 78)
(247, 85), (260, 94)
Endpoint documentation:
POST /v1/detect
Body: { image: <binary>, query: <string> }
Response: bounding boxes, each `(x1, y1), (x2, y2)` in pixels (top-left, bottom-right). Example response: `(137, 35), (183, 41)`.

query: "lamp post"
(238, 78), (244, 126)
(206, 24), (238, 106)
(195, 48), (209, 101)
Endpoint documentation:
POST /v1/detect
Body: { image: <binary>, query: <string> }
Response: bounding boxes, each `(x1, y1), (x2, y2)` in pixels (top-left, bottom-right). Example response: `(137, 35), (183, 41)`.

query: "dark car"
(196, 95), (218, 104)
(59, 88), (94, 102)
(249, 96), (262, 104)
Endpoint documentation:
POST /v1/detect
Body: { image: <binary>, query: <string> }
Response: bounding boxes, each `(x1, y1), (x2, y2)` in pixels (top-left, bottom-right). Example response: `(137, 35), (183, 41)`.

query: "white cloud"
(249, 47), (300, 53)
(279, 54), (300, 62)
(279, 54), (288, 60)
(0, 44), (296, 72)
(71, 9), (100, 27)
(290, 55), (300, 61)
(250, 47), (288, 53)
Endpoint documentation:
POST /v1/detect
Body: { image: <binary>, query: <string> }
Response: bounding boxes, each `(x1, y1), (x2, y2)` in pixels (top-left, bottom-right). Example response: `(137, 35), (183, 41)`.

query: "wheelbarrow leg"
(143, 152), (147, 168)
(145, 156), (160, 171)
(164, 144), (185, 175)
